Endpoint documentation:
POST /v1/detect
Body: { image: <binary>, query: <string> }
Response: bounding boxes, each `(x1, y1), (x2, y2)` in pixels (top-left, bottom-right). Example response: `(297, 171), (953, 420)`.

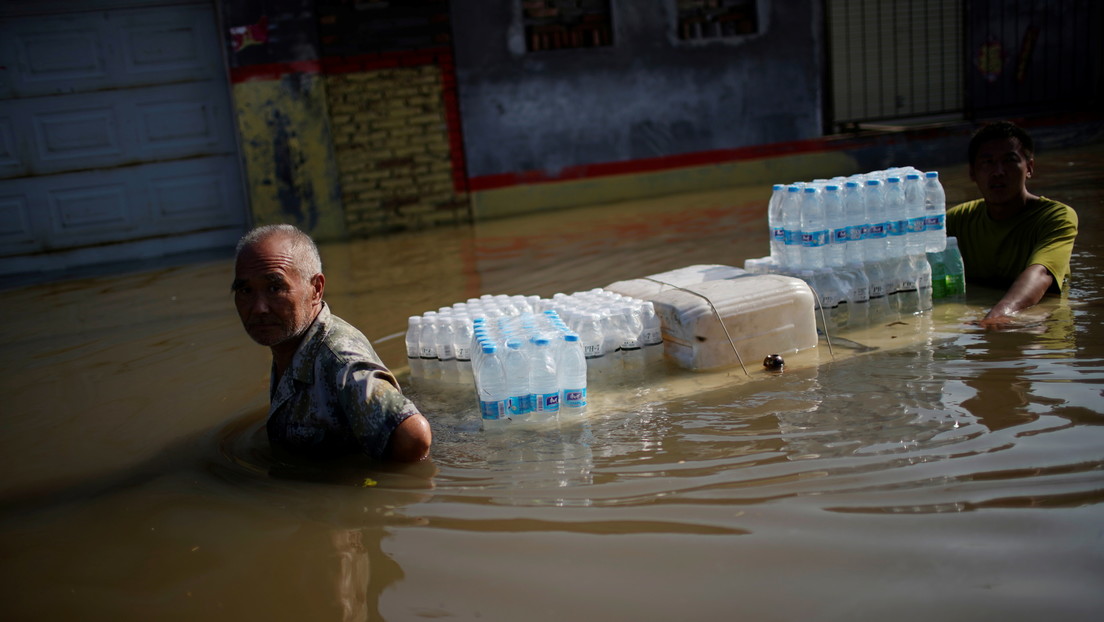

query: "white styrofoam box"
(605, 264), (747, 300)
(647, 274), (817, 371)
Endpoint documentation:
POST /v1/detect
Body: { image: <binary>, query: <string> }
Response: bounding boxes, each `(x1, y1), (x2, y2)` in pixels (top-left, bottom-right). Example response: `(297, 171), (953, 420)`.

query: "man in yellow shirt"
(946, 121), (1078, 328)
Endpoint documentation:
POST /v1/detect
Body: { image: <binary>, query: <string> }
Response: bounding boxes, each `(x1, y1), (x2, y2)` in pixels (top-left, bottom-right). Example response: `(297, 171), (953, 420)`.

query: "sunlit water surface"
(1, 144), (1102, 621)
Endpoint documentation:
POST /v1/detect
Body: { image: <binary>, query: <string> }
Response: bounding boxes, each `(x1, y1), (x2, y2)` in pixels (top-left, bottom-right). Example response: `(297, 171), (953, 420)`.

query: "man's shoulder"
(1033, 196), (1077, 220)
(948, 198), (985, 215)
(318, 311), (385, 368)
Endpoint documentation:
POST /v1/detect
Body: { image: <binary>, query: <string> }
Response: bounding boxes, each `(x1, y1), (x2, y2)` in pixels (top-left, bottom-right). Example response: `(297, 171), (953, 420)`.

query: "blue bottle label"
(833, 227), (849, 243)
(534, 392), (560, 412)
(480, 400), (504, 420)
(564, 388), (587, 408)
(925, 215), (945, 231)
(771, 227), (785, 242)
(802, 230), (828, 248)
(507, 395), (532, 416)
(888, 219), (907, 236)
(868, 223), (886, 239)
(907, 216), (926, 234)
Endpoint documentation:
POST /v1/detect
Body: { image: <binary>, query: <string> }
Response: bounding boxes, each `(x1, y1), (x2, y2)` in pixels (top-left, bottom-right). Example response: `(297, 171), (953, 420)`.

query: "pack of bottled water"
(405, 291), (663, 425)
(753, 166), (964, 330)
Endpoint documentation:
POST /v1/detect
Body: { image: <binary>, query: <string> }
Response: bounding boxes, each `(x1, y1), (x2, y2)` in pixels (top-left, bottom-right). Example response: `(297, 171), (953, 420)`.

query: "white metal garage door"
(0, 0), (247, 278)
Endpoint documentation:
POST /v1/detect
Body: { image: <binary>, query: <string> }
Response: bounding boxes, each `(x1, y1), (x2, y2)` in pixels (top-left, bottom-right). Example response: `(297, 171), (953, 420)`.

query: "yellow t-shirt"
(946, 196), (1077, 292)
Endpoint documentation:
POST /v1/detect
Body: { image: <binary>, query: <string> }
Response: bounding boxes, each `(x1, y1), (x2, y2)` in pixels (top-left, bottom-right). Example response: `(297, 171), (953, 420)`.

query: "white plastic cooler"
(607, 267), (817, 371)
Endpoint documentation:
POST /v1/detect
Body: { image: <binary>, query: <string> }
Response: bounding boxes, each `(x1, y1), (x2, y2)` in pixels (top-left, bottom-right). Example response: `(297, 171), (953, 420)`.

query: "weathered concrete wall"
(222, 0), (347, 241)
(452, 0), (824, 184)
(231, 74), (346, 241)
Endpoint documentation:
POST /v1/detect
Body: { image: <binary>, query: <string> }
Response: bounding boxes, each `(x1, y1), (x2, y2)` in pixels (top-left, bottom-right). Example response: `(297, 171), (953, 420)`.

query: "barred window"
(677, 0), (760, 41)
(522, 0), (613, 52)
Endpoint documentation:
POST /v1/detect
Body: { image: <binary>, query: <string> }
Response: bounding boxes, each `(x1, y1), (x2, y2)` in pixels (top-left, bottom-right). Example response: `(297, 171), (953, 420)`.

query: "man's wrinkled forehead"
(237, 235), (296, 267)
(234, 238), (302, 284)
(232, 271), (289, 290)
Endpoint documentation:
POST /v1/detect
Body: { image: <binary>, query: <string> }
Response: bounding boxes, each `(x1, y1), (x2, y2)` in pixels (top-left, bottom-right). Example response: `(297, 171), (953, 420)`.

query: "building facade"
(1, 0), (1099, 278)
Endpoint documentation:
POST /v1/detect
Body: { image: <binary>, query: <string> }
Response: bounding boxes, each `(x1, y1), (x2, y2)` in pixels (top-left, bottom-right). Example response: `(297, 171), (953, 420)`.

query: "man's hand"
(980, 264), (1054, 328)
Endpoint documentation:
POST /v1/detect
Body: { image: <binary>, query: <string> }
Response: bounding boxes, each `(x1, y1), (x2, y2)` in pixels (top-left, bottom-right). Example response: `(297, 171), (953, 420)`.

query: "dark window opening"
(677, 0), (759, 40)
(522, 0), (613, 52)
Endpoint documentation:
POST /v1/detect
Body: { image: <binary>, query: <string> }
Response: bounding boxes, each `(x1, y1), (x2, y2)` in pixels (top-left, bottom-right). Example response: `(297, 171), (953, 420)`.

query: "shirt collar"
(269, 302), (329, 405)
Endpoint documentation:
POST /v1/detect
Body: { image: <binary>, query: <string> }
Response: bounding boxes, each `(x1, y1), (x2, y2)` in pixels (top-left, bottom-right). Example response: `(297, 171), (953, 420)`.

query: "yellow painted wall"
(231, 74), (347, 241)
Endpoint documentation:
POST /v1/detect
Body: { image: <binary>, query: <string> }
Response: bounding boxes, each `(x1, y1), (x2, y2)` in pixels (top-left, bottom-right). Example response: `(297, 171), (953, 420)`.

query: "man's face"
(969, 136), (1034, 206)
(232, 235), (323, 348)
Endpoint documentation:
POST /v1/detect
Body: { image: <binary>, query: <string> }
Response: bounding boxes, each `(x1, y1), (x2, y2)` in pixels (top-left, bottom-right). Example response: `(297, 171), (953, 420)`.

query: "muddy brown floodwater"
(2, 143), (1103, 621)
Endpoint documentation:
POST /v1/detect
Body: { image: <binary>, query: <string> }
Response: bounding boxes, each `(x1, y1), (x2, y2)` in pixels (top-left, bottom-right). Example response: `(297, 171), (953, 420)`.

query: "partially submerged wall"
(452, 0), (825, 216)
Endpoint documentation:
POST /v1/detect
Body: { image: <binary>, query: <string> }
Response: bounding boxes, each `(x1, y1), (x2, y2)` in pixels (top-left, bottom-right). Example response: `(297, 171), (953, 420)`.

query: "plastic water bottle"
(864, 258), (893, 321)
(435, 312), (458, 382)
(903, 173), (927, 255)
(809, 268), (847, 329)
(475, 343), (507, 422)
(864, 179), (887, 261)
(617, 303), (645, 373)
(944, 236), (966, 296)
(578, 311), (608, 379)
(822, 184), (846, 269)
(454, 315), (474, 384)
(504, 338), (532, 418)
(800, 187), (828, 269)
(896, 255), (927, 315)
(927, 250), (947, 300)
(923, 171), (947, 252)
(768, 183), (786, 262)
(841, 180), (867, 265)
(639, 301), (663, 365)
(529, 337), (560, 416)
(781, 185), (804, 269)
(419, 310), (439, 380)
(840, 263), (871, 328)
(884, 177), (907, 259)
(914, 253), (933, 312)
(558, 333), (588, 415)
(598, 309), (621, 379)
(405, 316), (423, 378)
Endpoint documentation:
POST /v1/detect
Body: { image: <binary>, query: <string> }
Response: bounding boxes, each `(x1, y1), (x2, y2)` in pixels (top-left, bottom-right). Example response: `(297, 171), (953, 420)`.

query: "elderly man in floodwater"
(232, 224), (431, 462)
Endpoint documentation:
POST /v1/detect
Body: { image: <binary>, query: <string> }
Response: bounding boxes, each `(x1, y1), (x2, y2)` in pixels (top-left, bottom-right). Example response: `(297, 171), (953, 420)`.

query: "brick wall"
(324, 51), (468, 235)
(317, 1), (468, 235)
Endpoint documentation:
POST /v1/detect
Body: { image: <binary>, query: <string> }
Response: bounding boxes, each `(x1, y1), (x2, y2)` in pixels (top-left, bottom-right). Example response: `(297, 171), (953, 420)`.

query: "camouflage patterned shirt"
(267, 303), (420, 459)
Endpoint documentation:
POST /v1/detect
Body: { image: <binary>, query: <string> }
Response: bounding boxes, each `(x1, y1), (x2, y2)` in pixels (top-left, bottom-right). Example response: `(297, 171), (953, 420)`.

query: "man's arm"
(386, 413), (432, 461)
(979, 263), (1054, 327)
